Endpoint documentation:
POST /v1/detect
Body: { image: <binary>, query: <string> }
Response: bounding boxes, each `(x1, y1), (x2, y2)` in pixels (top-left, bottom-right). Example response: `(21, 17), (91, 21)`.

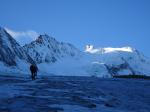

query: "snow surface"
(0, 75), (150, 112)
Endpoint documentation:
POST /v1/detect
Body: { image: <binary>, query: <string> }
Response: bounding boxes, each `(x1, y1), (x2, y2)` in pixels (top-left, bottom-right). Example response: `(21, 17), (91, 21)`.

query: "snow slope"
(0, 27), (34, 73)
(23, 34), (82, 64)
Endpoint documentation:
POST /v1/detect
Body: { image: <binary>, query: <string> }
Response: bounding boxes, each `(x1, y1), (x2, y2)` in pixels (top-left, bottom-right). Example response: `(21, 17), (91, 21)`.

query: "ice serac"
(23, 34), (82, 64)
(0, 27), (34, 72)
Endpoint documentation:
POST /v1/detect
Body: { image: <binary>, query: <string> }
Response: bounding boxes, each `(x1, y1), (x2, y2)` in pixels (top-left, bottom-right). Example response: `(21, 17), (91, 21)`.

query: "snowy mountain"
(84, 45), (150, 77)
(0, 27), (34, 72)
(23, 35), (150, 77)
(23, 34), (82, 64)
(0, 26), (150, 77)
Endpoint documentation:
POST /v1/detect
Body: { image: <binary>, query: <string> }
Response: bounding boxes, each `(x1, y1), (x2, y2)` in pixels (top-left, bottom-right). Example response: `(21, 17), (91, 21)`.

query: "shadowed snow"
(0, 74), (150, 112)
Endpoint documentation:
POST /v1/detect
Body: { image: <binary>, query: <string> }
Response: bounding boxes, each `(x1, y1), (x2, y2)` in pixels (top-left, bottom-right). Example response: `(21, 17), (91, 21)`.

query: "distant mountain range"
(0, 27), (150, 77)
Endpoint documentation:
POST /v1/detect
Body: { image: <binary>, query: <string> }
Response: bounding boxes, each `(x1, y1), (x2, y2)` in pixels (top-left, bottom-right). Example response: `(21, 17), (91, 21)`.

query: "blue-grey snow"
(0, 74), (150, 112)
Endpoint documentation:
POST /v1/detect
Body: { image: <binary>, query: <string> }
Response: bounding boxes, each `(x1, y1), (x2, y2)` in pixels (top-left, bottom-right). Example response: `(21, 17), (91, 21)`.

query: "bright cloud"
(5, 28), (39, 46)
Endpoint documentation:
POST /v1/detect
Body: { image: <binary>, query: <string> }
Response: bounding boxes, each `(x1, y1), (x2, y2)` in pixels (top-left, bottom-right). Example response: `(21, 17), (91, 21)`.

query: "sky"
(0, 0), (150, 57)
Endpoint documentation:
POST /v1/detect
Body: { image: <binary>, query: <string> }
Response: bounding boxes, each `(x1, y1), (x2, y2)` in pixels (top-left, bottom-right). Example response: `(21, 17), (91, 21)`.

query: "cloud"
(5, 28), (39, 46)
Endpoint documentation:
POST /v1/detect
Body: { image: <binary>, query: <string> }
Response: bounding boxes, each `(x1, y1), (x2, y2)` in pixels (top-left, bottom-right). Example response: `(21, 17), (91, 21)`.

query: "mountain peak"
(85, 45), (135, 54)
(102, 47), (135, 53)
(24, 34), (81, 63)
(35, 34), (57, 44)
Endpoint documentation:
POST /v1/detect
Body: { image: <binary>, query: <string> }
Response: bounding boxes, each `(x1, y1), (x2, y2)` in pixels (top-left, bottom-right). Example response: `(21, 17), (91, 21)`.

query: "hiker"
(30, 64), (38, 80)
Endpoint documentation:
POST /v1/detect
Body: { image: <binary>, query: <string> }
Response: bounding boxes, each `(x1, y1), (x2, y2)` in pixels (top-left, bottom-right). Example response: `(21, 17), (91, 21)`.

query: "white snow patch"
(85, 45), (134, 54)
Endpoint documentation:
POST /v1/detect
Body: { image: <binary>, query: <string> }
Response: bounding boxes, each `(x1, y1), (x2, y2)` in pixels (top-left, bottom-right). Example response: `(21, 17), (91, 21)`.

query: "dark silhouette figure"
(30, 64), (38, 80)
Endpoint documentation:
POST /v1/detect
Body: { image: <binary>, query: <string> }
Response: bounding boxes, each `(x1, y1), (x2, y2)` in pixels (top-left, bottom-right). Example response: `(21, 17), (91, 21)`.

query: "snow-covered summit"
(24, 34), (82, 64)
(85, 45), (134, 54)
(83, 45), (150, 77)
